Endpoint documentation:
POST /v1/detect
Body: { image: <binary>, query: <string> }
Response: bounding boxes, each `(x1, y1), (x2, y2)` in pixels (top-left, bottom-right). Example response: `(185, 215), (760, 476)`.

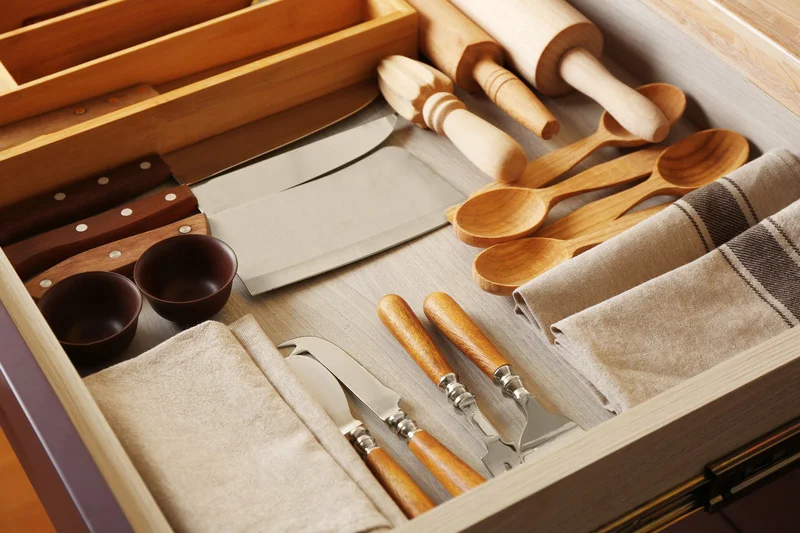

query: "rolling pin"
(449, 0), (670, 142)
(405, 0), (558, 139)
(378, 55), (527, 183)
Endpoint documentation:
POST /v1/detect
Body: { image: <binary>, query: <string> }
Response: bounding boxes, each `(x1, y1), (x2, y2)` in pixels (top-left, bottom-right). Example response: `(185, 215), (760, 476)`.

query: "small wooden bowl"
(134, 235), (237, 325)
(37, 272), (142, 364)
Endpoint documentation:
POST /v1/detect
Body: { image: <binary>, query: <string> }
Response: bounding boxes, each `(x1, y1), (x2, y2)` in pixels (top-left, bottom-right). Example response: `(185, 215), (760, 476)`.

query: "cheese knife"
(286, 354), (435, 518)
(377, 294), (522, 476)
(279, 336), (486, 496)
(423, 293), (578, 452)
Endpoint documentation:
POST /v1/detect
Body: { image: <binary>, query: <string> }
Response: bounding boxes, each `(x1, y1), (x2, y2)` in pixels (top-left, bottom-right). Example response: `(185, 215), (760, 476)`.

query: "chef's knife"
(25, 214), (209, 299)
(286, 354), (435, 518)
(279, 336), (486, 496)
(0, 155), (172, 246)
(4, 186), (197, 280)
(423, 293), (578, 452)
(377, 294), (522, 476)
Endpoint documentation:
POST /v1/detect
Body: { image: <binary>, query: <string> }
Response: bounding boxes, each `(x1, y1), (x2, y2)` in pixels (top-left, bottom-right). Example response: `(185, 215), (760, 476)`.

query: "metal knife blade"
(191, 114), (397, 215)
(286, 354), (362, 436)
(280, 337), (402, 422)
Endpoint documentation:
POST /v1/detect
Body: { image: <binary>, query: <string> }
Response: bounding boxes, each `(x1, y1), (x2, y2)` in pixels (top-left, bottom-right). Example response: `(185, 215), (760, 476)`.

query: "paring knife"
(423, 293), (577, 452)
(25, 214), (209, 299)
(278, 336), (486, 496)
(4, 186), (197, 280)
(0, 155), (172, 246)
(377, 294), (522, 476)
(286, 354), (435, 518)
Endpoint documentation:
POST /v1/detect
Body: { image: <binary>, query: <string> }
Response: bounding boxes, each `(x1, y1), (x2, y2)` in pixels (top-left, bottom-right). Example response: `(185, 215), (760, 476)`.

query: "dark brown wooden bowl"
(133, 235), (237, 325)
(37, 271), (142, 365)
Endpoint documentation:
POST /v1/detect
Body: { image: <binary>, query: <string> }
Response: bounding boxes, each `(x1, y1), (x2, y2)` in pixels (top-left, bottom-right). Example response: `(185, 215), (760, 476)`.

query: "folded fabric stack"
(85, 316), (406, 533)
(513, 149), (800, 413)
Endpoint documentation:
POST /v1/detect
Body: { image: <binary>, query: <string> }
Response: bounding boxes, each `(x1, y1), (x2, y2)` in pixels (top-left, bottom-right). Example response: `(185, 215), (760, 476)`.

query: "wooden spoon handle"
(378, 294), (453, 384)
(423, 292), (509, 379)
(559, 48), (669, 143)
(517, 131), (608, 190)
(425, 93), (528, 183)
(472, 56), (558, 140)
(407, 429), (485, 495)
(564, 204), (669, 254)
(363, 447), (436, 518)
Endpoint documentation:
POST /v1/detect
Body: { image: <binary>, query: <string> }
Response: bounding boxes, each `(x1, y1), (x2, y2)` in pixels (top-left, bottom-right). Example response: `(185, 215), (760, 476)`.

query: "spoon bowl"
(455, 188), (548, 247)
(655, 128), (750, 189)
(474, 238), (569, 295)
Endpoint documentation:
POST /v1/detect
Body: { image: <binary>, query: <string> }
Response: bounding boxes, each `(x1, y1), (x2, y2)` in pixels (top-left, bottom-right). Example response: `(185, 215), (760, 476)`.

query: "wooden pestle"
(378, 55), (527, 183)
(449, 0), (670, 142)
(405, 0), (558, 139)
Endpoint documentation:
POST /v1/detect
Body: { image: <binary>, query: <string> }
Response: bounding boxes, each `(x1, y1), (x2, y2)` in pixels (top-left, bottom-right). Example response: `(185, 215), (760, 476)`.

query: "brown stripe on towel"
(684, 181), (752, 247)
(726, 222), (800, 321)
(674, 202), (713, 252)
(722, 176), (759, 222)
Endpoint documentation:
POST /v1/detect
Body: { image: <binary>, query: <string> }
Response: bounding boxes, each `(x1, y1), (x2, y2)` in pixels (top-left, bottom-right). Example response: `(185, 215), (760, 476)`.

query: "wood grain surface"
(364, 447), (436, 518)
(407, 430), (486, 496)
(0, 428), (55, 533)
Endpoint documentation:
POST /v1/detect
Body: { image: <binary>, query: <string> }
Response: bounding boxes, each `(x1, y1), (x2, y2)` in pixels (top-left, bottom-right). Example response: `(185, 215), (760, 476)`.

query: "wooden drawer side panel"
(0, 0), (102, 32)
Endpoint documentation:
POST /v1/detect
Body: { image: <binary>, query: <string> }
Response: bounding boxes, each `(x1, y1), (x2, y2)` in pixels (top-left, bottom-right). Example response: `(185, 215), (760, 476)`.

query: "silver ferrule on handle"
(386, 410), (421, 441)
(439, 372), (477, 411)
(493, 364), (532, 408)
(349, 425), (380, 457)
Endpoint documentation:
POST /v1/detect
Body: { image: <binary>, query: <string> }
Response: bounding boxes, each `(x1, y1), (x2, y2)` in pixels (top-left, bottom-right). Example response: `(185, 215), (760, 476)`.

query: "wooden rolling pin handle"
(423, 292), (509, 380)
(423, 92), (527, 183)
(558, 48), (669, 143)
(407, 429), (485, 496)
(378, 294), (453, 385)
(363, 447), (436, 518)
(472, 56), (559, 139)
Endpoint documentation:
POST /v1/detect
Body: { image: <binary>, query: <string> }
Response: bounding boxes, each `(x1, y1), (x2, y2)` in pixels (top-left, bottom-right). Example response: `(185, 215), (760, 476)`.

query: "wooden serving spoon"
(537, 129), (750, 240)
(454, 129), (748, 247)
(444, 83), (686, 221)
(473, 205), (667, 295)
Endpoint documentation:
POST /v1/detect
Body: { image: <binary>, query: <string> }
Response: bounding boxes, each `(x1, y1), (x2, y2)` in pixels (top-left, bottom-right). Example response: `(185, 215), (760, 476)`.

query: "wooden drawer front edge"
(0, 299), (127, 532)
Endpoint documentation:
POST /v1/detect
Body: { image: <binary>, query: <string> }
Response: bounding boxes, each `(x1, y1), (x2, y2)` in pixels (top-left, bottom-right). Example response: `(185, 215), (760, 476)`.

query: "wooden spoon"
(444, 83), (686, 221)
(473, 205), (667, 295)
(455, 129), (748, 247)
(537, 129), (750, 240)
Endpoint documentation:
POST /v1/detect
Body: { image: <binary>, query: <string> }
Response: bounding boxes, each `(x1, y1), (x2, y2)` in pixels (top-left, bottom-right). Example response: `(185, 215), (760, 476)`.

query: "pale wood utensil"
(473, 205), (667, 295)
(444, 83), (686, 221)
(454, 129), (748, 247)
(405, 0), (558, 139)
(378, 55), (528, 183)
(453, 146), (664, 247)
(537, 129), (750, 241)
(449, 0), (670, 142)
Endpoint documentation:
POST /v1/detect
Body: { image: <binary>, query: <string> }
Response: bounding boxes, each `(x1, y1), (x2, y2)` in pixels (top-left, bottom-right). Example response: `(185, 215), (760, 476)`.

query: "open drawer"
(1, 0), (799, 532)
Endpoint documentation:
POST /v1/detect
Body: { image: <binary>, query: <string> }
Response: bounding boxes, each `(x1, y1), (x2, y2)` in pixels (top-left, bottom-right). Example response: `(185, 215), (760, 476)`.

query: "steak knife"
(279, 336), (486, 496)
(286, 354), (435, 518)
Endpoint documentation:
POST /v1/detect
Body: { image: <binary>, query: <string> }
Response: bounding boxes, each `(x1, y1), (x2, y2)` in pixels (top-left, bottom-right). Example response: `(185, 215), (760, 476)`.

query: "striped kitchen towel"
(514, 149), (800, 344)
(551, 199), (800, 413)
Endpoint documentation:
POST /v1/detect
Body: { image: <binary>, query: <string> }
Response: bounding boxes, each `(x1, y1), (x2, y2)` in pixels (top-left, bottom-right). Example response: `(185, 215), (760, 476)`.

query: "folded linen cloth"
(514, 149), (800, 344)
(551, 199), (800, 413)
(84, 320), (394, 533)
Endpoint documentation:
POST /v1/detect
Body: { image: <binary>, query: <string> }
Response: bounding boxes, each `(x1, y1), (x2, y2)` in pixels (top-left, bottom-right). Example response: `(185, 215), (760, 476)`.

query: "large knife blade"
(286, 354), (435, 518)
(190, 114), (397, 215)
(279, 336), (486, 496)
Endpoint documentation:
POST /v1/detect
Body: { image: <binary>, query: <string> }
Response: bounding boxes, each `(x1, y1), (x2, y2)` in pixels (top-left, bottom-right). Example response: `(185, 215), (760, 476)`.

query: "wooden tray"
(1, 0), (799, 532)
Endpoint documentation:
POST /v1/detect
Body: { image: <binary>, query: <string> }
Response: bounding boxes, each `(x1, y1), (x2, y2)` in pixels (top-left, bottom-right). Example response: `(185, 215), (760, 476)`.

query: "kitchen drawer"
(1, 0), (799, 532)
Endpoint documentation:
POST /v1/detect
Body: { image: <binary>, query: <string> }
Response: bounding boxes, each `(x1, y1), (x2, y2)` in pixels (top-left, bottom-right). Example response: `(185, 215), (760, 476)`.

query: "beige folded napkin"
(85, 319), (396, 533)
(551, 199), (800, 413)
(514, 149), (800, 344)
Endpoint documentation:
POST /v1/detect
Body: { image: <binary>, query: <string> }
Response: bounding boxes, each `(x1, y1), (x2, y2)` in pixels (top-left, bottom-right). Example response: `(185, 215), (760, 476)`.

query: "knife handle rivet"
(97, 177), (110, 185)
(73, 106), (87, 115)
(120, 208), (133, 217)
(179, 225), (192, 234)
(140, 161), (152, 170)
(109, 250), (122, 259)
(75, 224), (88, 233)
(53, 192), (66, 201)
(164, 193), (177, 202)
(108, 96), (119, 104)
(39, 279), (52, 289)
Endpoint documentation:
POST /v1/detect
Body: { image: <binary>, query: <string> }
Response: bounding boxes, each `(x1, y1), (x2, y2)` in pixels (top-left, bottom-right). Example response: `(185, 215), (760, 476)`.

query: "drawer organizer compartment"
(1, 0), (800, 532)
(0, 0), (417, 207)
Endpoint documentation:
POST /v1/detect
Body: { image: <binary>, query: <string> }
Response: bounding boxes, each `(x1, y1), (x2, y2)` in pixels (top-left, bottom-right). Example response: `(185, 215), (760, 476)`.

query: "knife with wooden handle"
(0, 155), (172, 246)
(5, 185), (197, 280)
(25, 214), (209, 299)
